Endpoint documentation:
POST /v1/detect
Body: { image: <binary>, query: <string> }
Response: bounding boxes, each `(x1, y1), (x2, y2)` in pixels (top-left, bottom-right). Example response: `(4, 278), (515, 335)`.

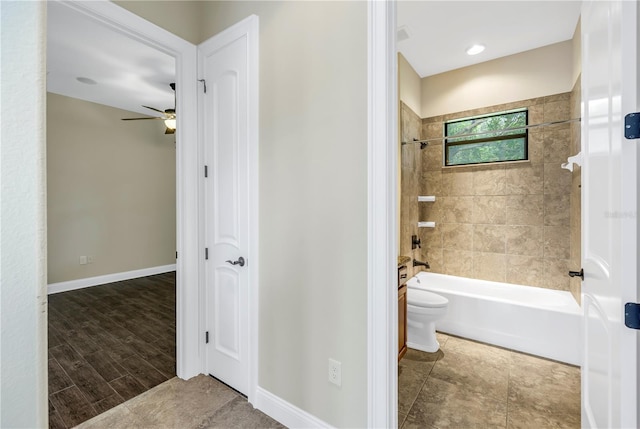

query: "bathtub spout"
(413, 259), (430, 269)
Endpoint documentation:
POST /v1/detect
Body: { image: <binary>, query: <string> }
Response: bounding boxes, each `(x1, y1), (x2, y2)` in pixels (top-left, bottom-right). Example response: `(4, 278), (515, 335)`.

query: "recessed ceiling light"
(466, 44), (485, 56)
(76, 77), (97, 85)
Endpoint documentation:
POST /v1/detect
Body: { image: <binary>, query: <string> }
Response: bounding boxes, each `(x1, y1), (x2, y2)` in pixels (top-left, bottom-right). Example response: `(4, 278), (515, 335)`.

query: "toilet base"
(407, 319), (441, 353)
(407, 338), (440, 353)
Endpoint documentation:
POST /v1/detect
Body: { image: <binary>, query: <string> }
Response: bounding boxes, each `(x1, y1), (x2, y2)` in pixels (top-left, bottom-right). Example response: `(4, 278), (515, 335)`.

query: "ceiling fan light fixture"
(164, 118), (176, 130)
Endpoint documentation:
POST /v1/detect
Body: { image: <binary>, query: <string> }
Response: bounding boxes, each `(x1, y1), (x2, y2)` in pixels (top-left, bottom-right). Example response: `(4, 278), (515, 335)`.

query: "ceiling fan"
(121, 83), (176, 134)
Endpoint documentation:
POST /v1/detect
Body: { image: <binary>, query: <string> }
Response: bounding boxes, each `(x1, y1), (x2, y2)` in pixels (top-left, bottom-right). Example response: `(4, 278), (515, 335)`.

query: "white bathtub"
(407, 272), (582, 366)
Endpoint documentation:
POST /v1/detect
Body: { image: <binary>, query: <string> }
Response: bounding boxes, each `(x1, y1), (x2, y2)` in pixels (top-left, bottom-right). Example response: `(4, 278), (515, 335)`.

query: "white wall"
(47, 93), (176, 284)
(0, 1), (48, 427)
(198, 2), (368, 427)
(421, 40), (574, 118)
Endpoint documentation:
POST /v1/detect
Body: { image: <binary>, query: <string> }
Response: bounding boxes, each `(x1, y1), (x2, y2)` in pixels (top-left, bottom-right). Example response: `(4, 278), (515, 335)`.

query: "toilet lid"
(407, 288), (448, 308)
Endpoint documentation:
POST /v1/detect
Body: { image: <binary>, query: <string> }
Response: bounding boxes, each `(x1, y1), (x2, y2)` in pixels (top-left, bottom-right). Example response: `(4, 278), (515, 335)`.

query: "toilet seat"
(407, 289), (448, 308)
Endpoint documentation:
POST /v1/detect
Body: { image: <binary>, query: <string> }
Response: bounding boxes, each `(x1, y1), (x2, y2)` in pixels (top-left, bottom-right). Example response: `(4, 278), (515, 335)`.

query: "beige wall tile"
(473, 252), (506, 282)
(419, 227), (443, 250)
(422, 144), (443, 171)
(423, 122), (443, 140)
(505, 164), (544, 194)
(543, 258), (570, 290)
(441, 197), (474, 224)
(441, 223), (474, 251)
(543, 127), (570, 163)
(543, 226), (570, 259)
(528, 105), (544, 126)
(443, 249), (474, 277)
(544, 194), (570, 226)
(528, 132), (543, 163)
(544, 93), (571, 103)
(420, 200), (443, 224)
(473, 167), (506, 195)
(506, 255), (545, 287)
(506, 225), (544, 256)
(473, 225), (507, 253)
(422, 115), (444, 125)
(419, 248), (443, 273)
(473, 196), (507, 224)
(443, 170), (474, 196)
(543, 100), (570, 122)
(544, 163), (571, 195)
(422, 171), (443, 196)
(415, 93), (574, 292)
(506, 195), (544, 226)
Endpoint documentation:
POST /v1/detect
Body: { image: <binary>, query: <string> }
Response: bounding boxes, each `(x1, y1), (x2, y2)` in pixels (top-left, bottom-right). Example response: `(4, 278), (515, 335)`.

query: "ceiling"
(47, 2), (581, 114)
(398, 1), (582, 78)
(47, 1), (175, 118)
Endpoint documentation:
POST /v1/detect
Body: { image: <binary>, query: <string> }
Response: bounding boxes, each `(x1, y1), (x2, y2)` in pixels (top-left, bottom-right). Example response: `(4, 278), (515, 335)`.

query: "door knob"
(226, 256), (245, 267)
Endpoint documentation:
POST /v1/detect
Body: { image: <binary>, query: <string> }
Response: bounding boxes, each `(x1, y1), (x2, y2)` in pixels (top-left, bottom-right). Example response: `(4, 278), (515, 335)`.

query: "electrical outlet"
(328, 358), (341, 386)
(87, 255), (94, 264)
(79, 256), (87, 265)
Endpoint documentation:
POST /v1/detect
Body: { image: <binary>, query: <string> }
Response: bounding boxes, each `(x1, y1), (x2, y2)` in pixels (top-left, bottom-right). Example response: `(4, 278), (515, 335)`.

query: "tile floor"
(399, 333), (581, 429)
(76, 375), (284, 429)
(48, 272), (176, 428)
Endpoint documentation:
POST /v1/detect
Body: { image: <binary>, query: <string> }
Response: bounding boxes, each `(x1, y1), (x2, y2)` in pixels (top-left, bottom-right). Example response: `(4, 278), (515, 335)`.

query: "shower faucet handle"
(568, 268), (584, 280)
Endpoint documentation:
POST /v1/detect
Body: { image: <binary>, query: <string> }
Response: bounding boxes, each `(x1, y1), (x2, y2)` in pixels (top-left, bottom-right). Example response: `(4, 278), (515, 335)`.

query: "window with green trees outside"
(444, 109), (528, 166)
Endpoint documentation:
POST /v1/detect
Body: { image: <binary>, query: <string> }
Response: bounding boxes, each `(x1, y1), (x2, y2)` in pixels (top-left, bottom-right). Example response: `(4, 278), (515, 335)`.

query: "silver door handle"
(226, 256), (245, 267)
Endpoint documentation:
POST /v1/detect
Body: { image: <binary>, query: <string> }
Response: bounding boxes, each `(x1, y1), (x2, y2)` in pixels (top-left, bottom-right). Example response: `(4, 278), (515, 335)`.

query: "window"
(444, 109), (528, 166)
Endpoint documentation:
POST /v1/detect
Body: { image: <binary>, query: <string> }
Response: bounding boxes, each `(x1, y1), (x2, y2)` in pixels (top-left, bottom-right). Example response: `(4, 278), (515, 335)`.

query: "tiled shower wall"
(569, 78), (582, 302)
(400, 102), (422, 278)
(417, 93), (574, 290)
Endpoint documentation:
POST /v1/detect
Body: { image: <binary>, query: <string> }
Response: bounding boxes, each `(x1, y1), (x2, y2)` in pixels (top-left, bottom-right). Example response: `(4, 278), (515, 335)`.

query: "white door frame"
(54, 0), (202, 379)
(367, 1), (398, 427)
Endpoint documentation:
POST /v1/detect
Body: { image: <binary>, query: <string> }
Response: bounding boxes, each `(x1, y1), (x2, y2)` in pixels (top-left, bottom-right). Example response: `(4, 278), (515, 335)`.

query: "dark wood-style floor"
(48, 272), (176, 428)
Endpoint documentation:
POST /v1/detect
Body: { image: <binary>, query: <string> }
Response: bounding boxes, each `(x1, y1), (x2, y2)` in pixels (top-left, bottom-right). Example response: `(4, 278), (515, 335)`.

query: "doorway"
(45, 0), (200, 426)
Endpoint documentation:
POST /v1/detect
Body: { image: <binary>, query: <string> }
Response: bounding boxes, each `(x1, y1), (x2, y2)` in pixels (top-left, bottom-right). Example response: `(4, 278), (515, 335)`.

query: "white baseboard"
(47, 264), (176, 294)
(254, 386), (333, 429)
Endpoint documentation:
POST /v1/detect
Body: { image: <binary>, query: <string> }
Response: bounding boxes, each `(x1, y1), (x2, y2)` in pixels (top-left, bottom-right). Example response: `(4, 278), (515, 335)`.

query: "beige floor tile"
(196, 396), (285, 429)
(508, 352), (580, 428)
(76, 375), (253, 429)
(398, 348), (443, 415)
(429, 337), (511, 402)
(403, 377), (507, 429)
(399, 338), (580, 429)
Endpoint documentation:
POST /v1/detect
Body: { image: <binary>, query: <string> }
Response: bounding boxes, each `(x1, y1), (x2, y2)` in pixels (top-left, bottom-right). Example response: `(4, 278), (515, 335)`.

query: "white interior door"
(581, 1), (638, 428)
(199, 17), (257, 396)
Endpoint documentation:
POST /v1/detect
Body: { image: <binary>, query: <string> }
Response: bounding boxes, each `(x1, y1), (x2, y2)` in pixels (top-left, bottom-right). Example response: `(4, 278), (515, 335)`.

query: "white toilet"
(406, 288), (449, 353)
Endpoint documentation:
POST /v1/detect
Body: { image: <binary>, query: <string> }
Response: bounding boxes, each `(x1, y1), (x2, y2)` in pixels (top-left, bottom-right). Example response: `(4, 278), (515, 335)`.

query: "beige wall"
(571, 18), (582, 87)
(114, 1), (203, 45)
(419, 94), (574, 291)
(399, 53), (422, 118)
(199, 2), (368, 427)
(47, 93), (176, 284)
(421, 41), (574, 118)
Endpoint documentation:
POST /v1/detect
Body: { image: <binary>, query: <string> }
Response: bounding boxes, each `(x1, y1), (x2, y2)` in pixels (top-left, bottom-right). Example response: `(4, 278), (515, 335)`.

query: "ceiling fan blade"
(165, 127), (175, 135)
(121, 117), (164, 121)
(142, 105), (167, 114)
